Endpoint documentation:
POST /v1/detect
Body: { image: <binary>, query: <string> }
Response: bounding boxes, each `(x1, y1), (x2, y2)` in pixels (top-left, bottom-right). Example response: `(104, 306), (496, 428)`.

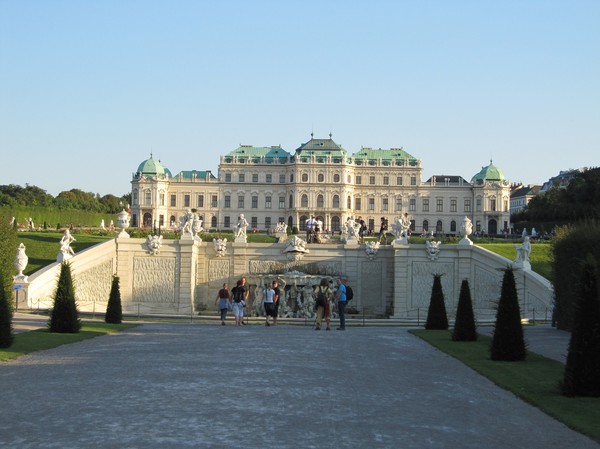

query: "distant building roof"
(172, 170), (217, 180)
(511, 184), (542, 199)
(295, 134), (347, 156)
(223, 145), (291, 162)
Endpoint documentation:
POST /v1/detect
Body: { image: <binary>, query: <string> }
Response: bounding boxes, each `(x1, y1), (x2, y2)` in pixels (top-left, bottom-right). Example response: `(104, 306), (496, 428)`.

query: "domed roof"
(136, 154), (171, 177)
(471, 160), (505, 184)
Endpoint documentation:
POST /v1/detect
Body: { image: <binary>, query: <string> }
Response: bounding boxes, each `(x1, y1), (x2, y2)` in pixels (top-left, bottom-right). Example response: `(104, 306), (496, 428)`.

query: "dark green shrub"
(105, 275), (123, 324)
(425, 274), (448, 330)
(48, 262), (81, 333)
(562, 257), (600, 396)
(0, 216), (16, 347)
(452, 279), (477, 341)
(491, 268), (526, 361)
(553, 221), (600, 330)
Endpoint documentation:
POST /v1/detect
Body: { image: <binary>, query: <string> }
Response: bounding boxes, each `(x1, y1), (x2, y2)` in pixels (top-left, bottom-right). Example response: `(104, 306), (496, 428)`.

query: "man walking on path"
(335, 277), (347, 330)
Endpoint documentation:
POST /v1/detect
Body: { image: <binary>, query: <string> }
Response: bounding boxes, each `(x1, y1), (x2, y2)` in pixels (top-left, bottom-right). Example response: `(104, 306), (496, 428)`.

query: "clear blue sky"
(1, 0), (598, 197)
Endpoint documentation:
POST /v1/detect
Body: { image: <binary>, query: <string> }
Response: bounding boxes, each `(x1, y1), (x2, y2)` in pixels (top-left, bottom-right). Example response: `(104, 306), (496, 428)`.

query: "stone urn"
(14, 243), (28, 281)
(117, 209), (131, 238)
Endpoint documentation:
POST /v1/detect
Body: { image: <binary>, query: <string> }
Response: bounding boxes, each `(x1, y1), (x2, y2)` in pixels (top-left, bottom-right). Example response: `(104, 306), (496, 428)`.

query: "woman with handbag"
(313, 278), (333, 331)
(215, 283), (231, 325)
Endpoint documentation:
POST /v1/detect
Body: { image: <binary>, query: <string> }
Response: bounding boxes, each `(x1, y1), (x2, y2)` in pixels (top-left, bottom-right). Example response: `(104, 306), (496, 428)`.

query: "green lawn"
(479, 242), (552, 279)
(0, 321), (138, 362)
(411, 329), (600, 442)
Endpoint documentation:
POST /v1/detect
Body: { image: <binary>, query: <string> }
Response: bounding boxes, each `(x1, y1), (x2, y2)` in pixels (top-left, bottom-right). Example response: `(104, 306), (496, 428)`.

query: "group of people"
(214, 276), (249, 326)
(305, 215), (324, 243)
(215, 276), (349, 331)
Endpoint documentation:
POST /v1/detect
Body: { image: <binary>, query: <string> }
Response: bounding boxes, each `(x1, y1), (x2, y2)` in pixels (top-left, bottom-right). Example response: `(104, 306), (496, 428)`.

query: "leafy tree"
(491, 268), (526, 361)
(0, 215), (16, 347)
(562, 257), (600, 397)
(425, 274), (448, 330)
(105, 275), (123, 324)
(452, 279), (477, 341)
(48, 262), (81, 333)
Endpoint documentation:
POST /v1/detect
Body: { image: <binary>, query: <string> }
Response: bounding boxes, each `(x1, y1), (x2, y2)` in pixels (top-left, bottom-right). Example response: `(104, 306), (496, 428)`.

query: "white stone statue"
(514, 236), (532, 269)
(459, 216), (474, 246)
(343, 217), (360, 243)
(392, 213), (411, 245)
(57, 229), (76, 262)
(213, 237), (227, 257)
(179, 208), (195, 237)
(146, 235), (163, 255)
(100, 219), (105, 230)
(14, 243), (28, 281)
(192, 216), (204, 241)
(282, 235), (309, 260)
(235, 214), (249, 242)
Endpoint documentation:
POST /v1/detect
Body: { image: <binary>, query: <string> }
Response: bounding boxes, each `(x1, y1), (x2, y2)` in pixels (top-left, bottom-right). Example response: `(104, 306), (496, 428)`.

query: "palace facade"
(130, 135), (511, 235)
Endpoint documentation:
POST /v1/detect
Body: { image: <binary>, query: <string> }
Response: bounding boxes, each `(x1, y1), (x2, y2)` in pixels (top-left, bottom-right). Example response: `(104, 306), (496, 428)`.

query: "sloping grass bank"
(0, 322), (138, 362)
(411, 330), (600, 442)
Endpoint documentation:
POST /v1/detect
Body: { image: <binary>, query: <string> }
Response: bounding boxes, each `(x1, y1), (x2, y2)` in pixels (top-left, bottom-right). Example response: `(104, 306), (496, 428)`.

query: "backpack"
(345, 286), (354, 301)
(233, 287), (245, 303)
(315, 287), (327, 308)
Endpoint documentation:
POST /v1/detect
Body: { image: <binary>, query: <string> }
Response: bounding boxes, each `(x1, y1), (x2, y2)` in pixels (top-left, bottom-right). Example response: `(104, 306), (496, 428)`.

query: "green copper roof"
(223, 145), (291, 162)
(295, 135), (347, 156)
(137, 155), (171, 177)
(352, 147), (418, 166)
(173, 170), (217, 180)
(471, 161), (506, 183)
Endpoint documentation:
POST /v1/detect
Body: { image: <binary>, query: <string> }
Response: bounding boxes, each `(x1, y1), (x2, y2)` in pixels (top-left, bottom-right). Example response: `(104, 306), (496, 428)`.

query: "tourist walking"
(272, 280), (281, 326)
(313, 278), (333, 331)
(335, 277), (347, 330)
(240, 276), (250, 325)
(263, 283), (276, 326)
(231, 280), (246, 326)
(215, 283), (231, 325)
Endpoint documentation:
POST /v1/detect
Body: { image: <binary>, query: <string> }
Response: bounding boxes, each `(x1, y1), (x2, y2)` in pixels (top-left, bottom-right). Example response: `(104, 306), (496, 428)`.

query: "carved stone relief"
(410, 261), (455, 309)
(133, 257), (176, 303)
(209, 259), (230, 282)
(75, 259), (113, 304)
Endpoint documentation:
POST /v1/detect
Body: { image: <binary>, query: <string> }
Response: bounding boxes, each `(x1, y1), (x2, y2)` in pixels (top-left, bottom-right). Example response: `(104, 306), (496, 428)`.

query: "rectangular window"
(251, 217), (258, 229)
(225, 173), (231, 182)
(450, 199), (457, 212)
(396, 197), (402, 211)
(383, 198), (389, 211)
(238, 195), (245, 208)
(224, 216), (231, 228)
(279, 174), (285, 183)
(197, 194), (204, 208)
(159, 215), (164, 226)
(145, 191), (151, 206)
(266, 174), (272, 183)
(252, 196), (258, 208)
(422, 199), (429, 212)
(410, 176), (416, 186)
(184, 194), (190, 207)
(265, 217), (271, 229)
(436, 198), (443, 212)
(160, 193), (165, 206)
(476, 198), (482, 212)
(355, 197), (361, 211)
(211, 195), (217, 208)
(278, 217), (285, 224)
(409, 198), (416, 211)
(265, 196), (272, 209)
(170, 194), (176, 207)
(356, 175), (362, 185)
(369, 176), (375, 185)
(224, 195), (231, 208)
(397, 176), (403, 186)
(252, 174), (258, 183)
(279, 196), (285, 209)
(239, 174), (245, 182)
(383, 176), (389, 185)
(464, 199), (471, 213)
(490, 198), (496, 211)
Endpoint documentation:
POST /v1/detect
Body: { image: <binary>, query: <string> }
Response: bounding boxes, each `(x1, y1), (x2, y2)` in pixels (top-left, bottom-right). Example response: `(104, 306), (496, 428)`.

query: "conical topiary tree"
(562, 257), (600, 396)
(452, 279), (477, 341)
(491, 268), (526, 361)
(105, 275), (123, 324)
(425, 274), (449, 330)
(49, 262), (81, 333)
(0, 218), (16, 348)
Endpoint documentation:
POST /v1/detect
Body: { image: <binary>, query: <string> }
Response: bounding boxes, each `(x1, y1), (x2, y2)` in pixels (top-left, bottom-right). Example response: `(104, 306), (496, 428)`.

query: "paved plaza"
(1, 318), (598, 449)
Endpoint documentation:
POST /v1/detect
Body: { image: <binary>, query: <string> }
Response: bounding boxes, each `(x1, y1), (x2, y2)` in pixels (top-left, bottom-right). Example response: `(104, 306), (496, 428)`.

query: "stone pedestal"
(458, 237), (473, 246)
(275, 232), (288, 243)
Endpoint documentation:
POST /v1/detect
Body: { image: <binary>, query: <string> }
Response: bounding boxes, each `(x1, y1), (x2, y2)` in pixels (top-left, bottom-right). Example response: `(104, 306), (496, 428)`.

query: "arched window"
(211, 216), (217, 228)
(317, 194), (324, 208)
(302, 173), (308, 182)
(333, 195), (340, 208)
(347, 196), (352, 209)
(436, 220), (443, 233)
(318, 173), (324, 182)
(301, 194), (308, 208)
(331, 216), (341, 232)
(450, 220), (456, 233)
(422, 220), (429, 232)
(334, 174), (340, 182)
(299, 215), (308, 231)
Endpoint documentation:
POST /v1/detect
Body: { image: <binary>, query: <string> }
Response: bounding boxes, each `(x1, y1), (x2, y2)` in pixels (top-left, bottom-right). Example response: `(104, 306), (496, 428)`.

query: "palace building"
(131, 135), (511, 236)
